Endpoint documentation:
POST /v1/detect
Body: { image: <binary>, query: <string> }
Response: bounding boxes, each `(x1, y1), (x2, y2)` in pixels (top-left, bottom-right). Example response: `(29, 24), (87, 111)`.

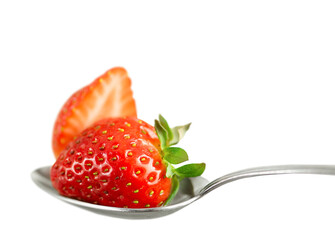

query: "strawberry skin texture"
(52, 67), (137, 158)
(50, 117), (171, 208)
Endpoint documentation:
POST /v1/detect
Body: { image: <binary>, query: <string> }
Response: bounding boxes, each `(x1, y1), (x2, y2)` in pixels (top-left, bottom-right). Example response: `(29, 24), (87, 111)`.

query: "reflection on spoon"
(32, 165), (335, 219)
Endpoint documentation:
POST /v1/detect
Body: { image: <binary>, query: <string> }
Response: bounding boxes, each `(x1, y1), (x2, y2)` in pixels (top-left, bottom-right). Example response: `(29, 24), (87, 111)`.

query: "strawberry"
(52, 67), (137, 158)
(50, 115), (205, 208)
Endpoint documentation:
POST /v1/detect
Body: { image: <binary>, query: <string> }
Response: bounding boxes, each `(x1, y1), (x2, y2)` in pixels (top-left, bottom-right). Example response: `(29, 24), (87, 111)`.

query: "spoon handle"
(199, 165), (335, 196)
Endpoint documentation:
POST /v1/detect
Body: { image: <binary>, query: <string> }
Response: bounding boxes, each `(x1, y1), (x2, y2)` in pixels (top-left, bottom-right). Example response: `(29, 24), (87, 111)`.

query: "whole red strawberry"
(50, 115), (205, 208)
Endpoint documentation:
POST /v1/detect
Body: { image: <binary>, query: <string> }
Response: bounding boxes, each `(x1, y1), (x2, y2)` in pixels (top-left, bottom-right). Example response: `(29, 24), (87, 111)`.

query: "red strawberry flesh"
(52, 67), (137, 158)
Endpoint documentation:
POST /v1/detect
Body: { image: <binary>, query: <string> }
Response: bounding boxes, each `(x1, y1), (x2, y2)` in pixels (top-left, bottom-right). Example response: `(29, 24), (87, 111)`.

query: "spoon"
(31, 165), (335, 219)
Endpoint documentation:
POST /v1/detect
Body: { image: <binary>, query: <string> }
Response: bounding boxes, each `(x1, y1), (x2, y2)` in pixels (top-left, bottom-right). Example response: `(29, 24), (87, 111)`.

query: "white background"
(1, 0), (335, 239)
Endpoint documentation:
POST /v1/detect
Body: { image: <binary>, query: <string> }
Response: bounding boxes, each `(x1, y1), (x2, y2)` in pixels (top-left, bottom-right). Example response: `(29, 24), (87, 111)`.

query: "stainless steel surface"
(31, 165), (335, 219)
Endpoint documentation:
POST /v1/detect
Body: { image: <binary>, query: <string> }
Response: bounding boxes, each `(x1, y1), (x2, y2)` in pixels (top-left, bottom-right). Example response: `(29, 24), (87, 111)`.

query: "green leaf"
(175, 163), (206, 178)
(163, 147), (189, 164)
(170, 123), (191, 146)
(165, 162), (175, 178)
(154, 119), (168, 149)
(164, 175), (179, 206)
(158, 115), (173, 144)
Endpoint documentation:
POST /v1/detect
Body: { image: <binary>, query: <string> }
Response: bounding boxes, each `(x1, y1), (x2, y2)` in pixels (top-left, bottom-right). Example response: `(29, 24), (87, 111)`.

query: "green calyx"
(154, 115), (206, 206)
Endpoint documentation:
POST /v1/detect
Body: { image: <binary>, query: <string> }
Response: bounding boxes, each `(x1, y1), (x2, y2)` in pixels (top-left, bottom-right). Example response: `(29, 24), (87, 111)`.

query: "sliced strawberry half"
(52, 67), (137, 158)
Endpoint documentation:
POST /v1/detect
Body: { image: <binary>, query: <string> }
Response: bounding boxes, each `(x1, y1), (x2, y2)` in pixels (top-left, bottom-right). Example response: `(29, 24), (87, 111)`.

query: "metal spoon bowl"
(31, 165), (335, 219)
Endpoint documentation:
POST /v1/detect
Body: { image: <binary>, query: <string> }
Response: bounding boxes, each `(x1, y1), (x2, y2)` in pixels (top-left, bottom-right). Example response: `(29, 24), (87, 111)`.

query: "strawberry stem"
(154, 115), (206, 205)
